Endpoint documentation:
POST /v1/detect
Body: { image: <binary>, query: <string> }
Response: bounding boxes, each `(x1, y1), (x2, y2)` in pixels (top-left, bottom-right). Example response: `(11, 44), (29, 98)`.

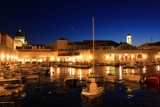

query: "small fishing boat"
(81, 17), (105, 100)
(64, 76), (78, 87)
(0, 74), (22, 85)
(81, 76), (105, 99)
(64, 76), (78, 82)
(122, 73), (145, 83)
(25, 75), (39, 79)
(145, 70), (160, 84)
(4, 84), (24, 93)
(105, 75), (116, 83)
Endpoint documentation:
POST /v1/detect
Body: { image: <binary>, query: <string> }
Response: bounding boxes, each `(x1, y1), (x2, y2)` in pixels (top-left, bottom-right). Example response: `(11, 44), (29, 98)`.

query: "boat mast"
(93, 17), (95, 73)
(151, 37), (154, 62)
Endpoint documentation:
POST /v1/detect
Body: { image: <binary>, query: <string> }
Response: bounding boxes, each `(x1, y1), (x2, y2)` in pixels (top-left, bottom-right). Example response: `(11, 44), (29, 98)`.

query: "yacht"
(81, 75), (105, 99)
(122, 73), (145, 83)
(81, 17), (105, 100)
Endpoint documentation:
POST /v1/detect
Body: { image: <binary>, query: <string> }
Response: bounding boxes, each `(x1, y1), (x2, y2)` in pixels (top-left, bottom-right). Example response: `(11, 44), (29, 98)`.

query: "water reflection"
(119, 66), (122, 80)
(89, 68), (91, 74)
(2, 65), (160, 106)
(158, 65), (160, 71)
(79, 69), (82, 80)
(107, 66), (110, 74)
(57, 67), (60, 76)
(72, 68), (75, 76)
(70, 67), (71, 76)
(81, 94), (105, 107)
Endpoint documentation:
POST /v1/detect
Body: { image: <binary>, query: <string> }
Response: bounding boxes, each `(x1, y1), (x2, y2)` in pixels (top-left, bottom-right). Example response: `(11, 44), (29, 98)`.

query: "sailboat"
(81, 17), (105, 99)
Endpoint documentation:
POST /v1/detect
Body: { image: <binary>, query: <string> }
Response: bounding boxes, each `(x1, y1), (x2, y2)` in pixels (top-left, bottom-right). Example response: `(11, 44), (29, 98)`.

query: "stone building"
(0, 30), (160, 65)
(0, 33), (18, 65)
(137, 41), (160, 50)
(14, 29), (27, 49)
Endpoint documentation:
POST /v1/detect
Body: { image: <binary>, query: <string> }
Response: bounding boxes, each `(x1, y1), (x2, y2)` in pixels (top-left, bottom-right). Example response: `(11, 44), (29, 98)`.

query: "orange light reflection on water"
(119, 66), (122, 80)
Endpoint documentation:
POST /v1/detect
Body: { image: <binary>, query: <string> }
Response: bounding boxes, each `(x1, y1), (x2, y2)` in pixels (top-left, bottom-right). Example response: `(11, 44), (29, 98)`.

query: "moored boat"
(0, 73), (22, 85)
(105, 75), (116, 83)
(81, 75), (105, 99)
(122, 73), (145, 83)
(145, 70), (160, 84)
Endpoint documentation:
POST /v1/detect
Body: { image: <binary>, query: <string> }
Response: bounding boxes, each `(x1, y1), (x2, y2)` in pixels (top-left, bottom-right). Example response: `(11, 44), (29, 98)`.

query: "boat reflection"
(146, 82), (159, 92)
(64, 80), (78, 89)
(124, 81), (142, 91)
(81, 93), (105, 107)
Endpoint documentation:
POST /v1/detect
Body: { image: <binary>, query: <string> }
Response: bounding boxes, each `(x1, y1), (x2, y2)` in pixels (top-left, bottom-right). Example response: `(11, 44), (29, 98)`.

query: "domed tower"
(14, 28), (27, 49)
(127, 33), (132, 45)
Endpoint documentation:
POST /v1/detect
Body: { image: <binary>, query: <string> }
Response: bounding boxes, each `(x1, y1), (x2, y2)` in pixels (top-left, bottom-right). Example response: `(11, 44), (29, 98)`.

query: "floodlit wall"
(0, 44), (18, 64)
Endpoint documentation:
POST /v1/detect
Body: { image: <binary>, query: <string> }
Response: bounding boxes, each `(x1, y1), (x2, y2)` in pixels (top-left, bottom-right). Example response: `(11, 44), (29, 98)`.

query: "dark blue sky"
(0, 0), (160, 46)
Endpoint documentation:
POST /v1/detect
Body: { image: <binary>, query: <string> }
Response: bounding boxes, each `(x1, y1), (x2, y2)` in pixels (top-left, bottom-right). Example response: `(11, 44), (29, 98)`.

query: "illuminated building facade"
(17, 37), (160, 64)
(0, 30), (160, 65)
(0, 33), (18, 65)
(14, 29), (27, 49)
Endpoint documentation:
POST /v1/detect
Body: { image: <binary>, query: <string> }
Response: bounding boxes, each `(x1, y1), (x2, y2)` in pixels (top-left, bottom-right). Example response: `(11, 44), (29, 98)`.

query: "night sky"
(0, 0), (160, 46)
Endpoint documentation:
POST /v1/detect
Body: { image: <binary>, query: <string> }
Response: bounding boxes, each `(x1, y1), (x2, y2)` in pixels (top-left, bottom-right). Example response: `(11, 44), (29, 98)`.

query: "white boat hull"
(123, 74), (141, 82)
(81, 87), (105, 99)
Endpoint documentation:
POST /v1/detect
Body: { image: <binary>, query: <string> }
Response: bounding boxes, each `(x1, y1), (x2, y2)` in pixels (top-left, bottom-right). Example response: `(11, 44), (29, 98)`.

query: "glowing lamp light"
(119, 55), (121, 59)
(50, 57), (54, 60)
(38, 59), (43, 62)
(125, 54), (128, 56)
(143, 55), (146, 58)
(78, 55), (82, 59)
(18, 59), (23, 62)
(106, 55), (109, 59)
(72, 57), (75, 62)
(68, 57), (72, 61)
(7, 55), (10, 59)
(32, 59), (37, 61)
(79, 55), (82, 59)
(131, 55), (134, 59)
(57, 58), (60, 62)
(89, 55), (92, 59)
(25, 59), (30, 62)
(1, 55), (5, 59)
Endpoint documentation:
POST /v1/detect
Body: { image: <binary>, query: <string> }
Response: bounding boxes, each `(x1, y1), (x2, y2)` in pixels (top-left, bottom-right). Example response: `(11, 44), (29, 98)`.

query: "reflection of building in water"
(143, 66), (146, 73)
(106, 66), (110, 74)
(119, 66), (122, 80)
(70, 67), (72, 76)
(72, 68), (75, 76)
(158, 65), (160, 71)
(79, 69), (82, 80)
(89, 68), (91, 74)
(57, 67), (60, 77)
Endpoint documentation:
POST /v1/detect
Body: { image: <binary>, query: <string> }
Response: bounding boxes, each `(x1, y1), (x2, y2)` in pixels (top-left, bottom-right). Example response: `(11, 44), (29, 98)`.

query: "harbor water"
(1, 65), (160, 107)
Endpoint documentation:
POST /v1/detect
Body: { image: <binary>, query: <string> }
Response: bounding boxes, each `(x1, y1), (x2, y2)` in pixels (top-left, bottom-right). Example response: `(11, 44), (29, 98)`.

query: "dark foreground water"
(1, 65), (160, 107)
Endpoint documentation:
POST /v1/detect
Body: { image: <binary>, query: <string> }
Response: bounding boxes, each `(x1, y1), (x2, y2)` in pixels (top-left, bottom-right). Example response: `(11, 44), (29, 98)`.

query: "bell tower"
(127, 33), (132, 45)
